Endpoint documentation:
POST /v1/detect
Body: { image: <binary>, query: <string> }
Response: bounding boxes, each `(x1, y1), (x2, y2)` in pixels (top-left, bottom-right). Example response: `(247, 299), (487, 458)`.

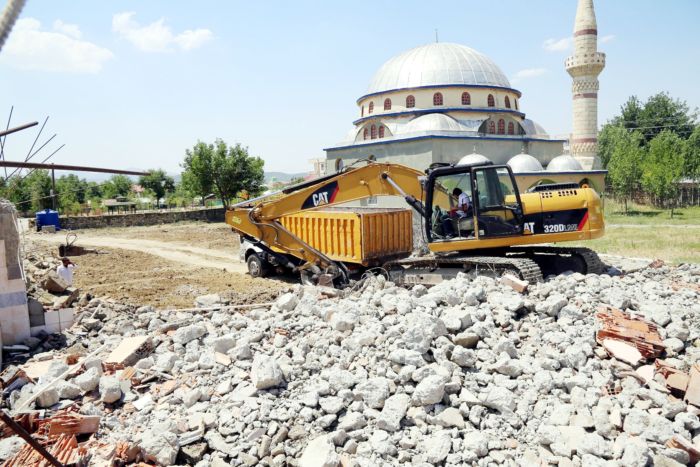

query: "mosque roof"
(366, 42), (512, 95)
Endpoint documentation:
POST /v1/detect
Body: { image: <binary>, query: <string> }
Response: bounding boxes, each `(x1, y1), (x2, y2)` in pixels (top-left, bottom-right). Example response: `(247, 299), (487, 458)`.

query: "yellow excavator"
(226, 160), (605, 286)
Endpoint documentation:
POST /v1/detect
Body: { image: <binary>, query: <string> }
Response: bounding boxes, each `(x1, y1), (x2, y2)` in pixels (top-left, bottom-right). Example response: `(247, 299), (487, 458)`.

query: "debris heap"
(0, 258), (699, 466)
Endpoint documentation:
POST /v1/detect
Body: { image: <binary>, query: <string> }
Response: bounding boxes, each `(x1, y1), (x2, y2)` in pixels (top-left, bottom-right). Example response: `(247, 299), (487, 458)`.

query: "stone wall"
(58, 208), (226, 230)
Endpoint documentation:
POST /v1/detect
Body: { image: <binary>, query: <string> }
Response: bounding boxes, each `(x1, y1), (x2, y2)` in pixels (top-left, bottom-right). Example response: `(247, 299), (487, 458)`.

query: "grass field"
(571, 199), (700, 264)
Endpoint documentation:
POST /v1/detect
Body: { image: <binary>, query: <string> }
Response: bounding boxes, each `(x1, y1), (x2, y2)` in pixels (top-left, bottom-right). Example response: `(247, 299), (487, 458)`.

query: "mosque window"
(508, 122), (515, 135)
(369, 102), (374, 114)
(406, 95), (415, 108)
(487, 94), (495, 107)
(363, 128), (368, 140)
(361, 105), (364, 117)
(498, 119), (505, 134)
(461, 92), (471, 105)
(515, 99), (519, 110)
(378, 126), (385, 138)
(488, 121), (495, 134)
(505, 96), (511, 109)
(433, 92), (443, 106)
(384, 98), (391, 111)
(371, 125), (377, 139)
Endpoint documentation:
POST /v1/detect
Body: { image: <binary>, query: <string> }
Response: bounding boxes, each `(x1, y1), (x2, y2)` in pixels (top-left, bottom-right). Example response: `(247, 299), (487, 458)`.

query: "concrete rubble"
(0, 252), (698, 465)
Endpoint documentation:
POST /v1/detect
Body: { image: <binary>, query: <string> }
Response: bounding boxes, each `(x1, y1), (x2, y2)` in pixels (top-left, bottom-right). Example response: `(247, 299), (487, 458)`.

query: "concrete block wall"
(0, 200), (31, 344)
(57, 207), (226, 230)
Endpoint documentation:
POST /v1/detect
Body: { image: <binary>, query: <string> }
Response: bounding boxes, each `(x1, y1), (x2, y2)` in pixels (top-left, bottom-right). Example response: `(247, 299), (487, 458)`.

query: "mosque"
(324, 0), (606, 192)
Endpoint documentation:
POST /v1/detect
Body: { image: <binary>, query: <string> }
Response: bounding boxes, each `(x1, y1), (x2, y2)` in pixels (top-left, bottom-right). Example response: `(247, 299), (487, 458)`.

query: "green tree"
(684, 125), (700, 179)
(641, 130), (686, 217)
(289, 176), (305, 185)
(182, 139), (265, 208)
(606, 127), (645, 213)
(139, 169), (175, 207)
(102, 175), (133, 199)
(20, 170), (53, 212)
(55, 174), (89, 213)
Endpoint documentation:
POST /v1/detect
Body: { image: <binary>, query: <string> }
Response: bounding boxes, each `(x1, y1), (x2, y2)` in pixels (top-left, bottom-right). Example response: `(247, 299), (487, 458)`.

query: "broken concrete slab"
(602, 339), (643, 366)
(105, 336), (153, 366)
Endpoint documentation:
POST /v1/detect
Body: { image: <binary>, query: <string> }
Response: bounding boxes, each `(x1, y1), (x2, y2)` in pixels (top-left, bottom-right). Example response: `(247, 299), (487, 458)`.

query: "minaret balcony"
(565, 52), (606, 76)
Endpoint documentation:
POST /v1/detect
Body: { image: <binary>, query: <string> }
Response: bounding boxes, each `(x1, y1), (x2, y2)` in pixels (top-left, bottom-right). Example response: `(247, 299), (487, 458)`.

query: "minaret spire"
(566, 0), (605, 169)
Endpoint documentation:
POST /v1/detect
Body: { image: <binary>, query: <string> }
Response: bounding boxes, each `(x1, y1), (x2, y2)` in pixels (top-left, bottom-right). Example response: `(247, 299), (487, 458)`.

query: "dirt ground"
(27, 222), (287, 308)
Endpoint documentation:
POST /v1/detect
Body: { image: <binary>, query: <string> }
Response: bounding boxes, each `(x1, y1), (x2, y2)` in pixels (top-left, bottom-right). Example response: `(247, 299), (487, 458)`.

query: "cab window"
(430, 173), (476, 240)
(473, 167), (522, 237)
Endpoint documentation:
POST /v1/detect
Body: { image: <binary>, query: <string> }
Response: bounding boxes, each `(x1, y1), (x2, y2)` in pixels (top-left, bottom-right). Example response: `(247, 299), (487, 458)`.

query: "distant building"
(324, 0), (606, 191)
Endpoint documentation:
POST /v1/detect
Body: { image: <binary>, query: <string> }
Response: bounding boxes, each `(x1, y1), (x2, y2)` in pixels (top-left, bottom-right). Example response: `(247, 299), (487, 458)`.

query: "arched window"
(461, 92), (471, 105)
(487, 94), (495, 107)
(368, 102), (374, 114)
(406, 95), (415, 108)
(371, 125), (377, 139)
(514, 99), (519, 110)
(498, 119), (505, 134)
(384, 98), (391, 111)
(363, 128), (368, 140)
(488, 121), (496, 134)
(361, 106), (364, 117)
(505, 96), (511, 109)
(433, 92), (443, 106)
(378, 126), (385, 138)
(507, 122), (515, 135)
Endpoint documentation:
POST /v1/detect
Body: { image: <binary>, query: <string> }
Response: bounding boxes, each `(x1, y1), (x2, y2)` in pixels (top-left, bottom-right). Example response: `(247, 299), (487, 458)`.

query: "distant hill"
(265, 171), (308, 182)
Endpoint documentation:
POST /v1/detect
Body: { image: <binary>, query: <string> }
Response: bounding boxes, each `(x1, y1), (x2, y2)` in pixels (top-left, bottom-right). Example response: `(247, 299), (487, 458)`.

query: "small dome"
(400, 113), (466, 134)
(547, 154), (583, 171)
(366, 42), (511, 94)
(457, 153), (490, 166)
(520, 119), (549, 138)
(507, 153), (544, 172)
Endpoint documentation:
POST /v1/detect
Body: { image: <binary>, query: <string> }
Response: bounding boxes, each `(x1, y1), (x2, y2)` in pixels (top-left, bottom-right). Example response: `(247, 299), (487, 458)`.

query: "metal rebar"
(0, 409), (64, 467)
(0, 120), (38, 138)
(0, 160), (149, 176)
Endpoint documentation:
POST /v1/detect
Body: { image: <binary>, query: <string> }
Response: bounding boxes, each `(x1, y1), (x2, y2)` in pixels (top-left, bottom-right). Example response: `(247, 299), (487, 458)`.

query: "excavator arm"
(225, 162), (426, 284)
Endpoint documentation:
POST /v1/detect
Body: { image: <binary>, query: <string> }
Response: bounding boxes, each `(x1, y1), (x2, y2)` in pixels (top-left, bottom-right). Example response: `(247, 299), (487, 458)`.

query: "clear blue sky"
(1, 0), (699, 175)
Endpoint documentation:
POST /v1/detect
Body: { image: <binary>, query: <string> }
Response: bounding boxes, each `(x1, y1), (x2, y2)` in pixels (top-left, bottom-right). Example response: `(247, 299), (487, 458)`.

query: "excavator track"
(384, 254), (544, 286)
(508, 246), (606, 275)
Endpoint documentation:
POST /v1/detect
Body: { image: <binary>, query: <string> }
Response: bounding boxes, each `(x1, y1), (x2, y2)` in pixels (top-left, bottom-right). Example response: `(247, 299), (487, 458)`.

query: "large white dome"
(366, 43), (511, 95)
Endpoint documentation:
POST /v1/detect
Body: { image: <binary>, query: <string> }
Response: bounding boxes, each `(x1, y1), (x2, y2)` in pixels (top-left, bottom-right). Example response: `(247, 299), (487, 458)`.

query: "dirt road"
(33, 234), (247, 273)
(26, 222), (286, 308)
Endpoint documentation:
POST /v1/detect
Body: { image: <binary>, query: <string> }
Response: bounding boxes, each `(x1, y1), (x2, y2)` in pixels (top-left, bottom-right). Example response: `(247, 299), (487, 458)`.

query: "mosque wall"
(357, 87), (521, 118)
(326, 137), (564, 175)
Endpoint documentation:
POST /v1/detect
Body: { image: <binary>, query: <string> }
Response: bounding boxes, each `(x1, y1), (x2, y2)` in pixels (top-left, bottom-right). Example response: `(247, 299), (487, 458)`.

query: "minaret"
(566, 0), (605, 169)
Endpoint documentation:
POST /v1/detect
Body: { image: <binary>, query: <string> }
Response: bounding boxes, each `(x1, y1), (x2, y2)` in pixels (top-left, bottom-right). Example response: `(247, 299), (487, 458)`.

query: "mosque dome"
(366, 42), (511, 94)
(457, 152), (490, 166)
(399, 113), (466, 134)
(547, 154), (583, 171)
(507, 153), (544, 172)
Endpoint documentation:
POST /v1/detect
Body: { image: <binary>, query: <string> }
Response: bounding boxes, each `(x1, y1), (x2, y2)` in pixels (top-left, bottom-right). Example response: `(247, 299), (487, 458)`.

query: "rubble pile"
(0, 259), (700, 466)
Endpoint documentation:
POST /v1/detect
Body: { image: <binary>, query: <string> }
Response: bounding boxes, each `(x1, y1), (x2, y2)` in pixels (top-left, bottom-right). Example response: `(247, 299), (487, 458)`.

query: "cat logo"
(302, 181), (339, 210)
(524, 222), (535, 234)
(312, 191), (330, 207)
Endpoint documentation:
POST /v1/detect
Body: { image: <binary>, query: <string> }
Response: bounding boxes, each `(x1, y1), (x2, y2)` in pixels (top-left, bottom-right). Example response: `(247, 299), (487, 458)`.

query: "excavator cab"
(425, 163), (525, 243)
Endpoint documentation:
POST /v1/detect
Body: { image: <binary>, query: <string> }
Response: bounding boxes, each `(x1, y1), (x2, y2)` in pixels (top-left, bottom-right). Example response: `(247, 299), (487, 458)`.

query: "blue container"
(35, 209), (60, 231)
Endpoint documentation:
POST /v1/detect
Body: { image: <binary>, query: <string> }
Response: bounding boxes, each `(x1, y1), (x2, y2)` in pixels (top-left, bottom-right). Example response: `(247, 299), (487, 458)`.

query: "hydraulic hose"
(0, 0), (26, 53)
